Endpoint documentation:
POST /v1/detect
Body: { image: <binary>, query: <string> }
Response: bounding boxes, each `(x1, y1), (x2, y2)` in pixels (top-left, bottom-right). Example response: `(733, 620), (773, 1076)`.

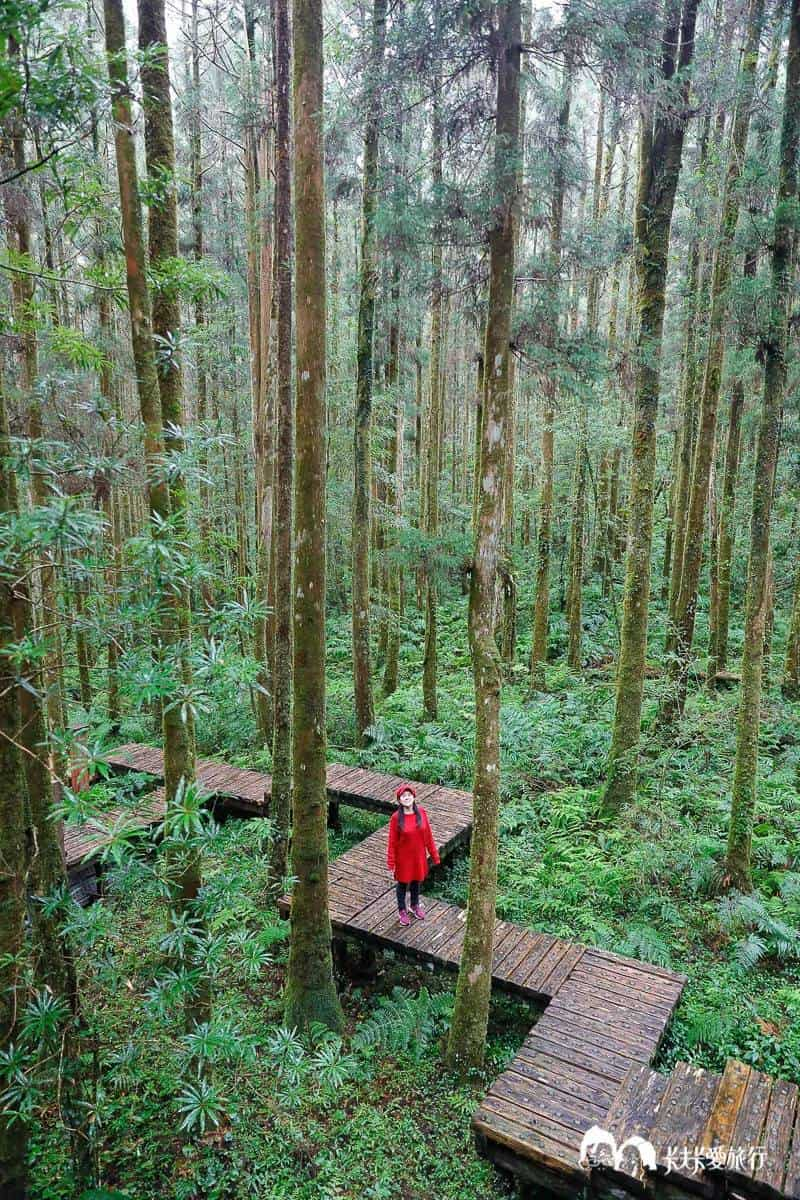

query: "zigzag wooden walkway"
(97, 744), (800, 1200)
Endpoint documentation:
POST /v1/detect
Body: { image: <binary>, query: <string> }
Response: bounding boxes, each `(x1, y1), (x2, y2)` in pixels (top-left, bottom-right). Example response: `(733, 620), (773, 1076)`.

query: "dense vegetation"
(1, 0), (799, 1195)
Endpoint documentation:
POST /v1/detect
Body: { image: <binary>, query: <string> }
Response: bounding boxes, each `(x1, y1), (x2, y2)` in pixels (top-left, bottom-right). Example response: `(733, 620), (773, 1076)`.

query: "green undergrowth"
(48, 569), (799, 1198)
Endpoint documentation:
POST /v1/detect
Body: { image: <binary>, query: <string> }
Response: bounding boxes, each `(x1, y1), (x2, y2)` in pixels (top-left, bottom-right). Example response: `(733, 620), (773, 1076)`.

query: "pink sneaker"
(398, 910), (411, 927)
(411, 904), (425, 920)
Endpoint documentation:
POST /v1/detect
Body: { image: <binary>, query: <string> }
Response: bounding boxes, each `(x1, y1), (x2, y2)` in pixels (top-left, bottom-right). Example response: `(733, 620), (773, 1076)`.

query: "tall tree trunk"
(0, 379), (30, 1200)
(472, 352), (485, 532)
(783, 548), (800, 698)
(530, 47), (572, 688)
(107, 0), (205, 1035)
(383, 118), (404, 698)
(269, 0), (294, 890)
(284, 0), (344, 1032)
(352, 0), (386, 742)
(567, 87), (608, 669)
(663, 0), (765, 720)
(244, 4), (276, 745)
(3, 54), (65, 764)
(446, 0), (519, 1076)
(708, 366), (745, 681)
(727, 0), (800, 889)
(666, 233), (703, 634)
(423, 84), (443, 721)
(602, 0), (700, 815)
(189, 0), (212, 582)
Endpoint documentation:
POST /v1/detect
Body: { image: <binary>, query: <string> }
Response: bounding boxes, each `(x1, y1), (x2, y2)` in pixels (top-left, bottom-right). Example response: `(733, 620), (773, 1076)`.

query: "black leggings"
(396, 881), (420, 912)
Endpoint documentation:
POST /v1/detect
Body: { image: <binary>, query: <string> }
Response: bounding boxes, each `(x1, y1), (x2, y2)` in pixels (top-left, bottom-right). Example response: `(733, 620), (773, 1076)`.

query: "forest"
(1, 0), (800, 1194)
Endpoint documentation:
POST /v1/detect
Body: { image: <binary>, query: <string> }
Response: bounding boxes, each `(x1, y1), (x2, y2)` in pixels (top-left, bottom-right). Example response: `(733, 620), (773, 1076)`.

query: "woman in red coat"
(387, 784), (440, 926)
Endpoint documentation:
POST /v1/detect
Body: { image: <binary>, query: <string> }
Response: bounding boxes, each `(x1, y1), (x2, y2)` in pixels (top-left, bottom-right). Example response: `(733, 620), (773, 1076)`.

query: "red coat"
(387, 805), (440, 883)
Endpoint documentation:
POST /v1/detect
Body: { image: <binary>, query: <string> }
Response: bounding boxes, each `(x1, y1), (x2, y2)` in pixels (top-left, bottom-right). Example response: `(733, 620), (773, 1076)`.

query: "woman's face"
(399, 789), (415, 809)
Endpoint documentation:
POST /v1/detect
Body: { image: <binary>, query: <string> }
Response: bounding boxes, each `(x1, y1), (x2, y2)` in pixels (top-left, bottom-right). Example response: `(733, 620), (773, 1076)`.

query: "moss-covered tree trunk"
(383, 200), (404, 698)
(284, 0), (344, 1033)
(269, 0), (294, 890)
(107, 0), (206, 1037)
(567, 88), (610, 669)
(531, 48), (571, 689)
(423, 84), (443, 722)
(708, 368), (745, 681)
(602, 0), (700, 815)
(663, 0), (765, 719)
(446, 0), (520, 1077)
(189, 0), (212, 580)
(783, 549), (800, 698)
(472, 352), (485, 532)
(352, 0), (386, 743)
(0, 379), (29, 1200)
(727, 0), (800, 889)
(243, 3), (275, 745)
(138, 0), (202, 915)
(665, 237), (701, 637)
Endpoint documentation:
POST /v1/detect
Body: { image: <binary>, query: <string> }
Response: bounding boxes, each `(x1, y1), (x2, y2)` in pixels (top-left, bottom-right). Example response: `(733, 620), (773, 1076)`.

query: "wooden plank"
(392, 900), (451, 952)
(554, 983), (673, 1038)
(581, 950), (685, 999)
(507, 933), (558, 988)
(472, 1102), (587, 1180)
(561, 965), (680, 1017)
(540, 945), (585, 994)
(752, 1079), (798, 1195)
(426, 906), (467, 962)
(515, 1046), (621, 1101)
(492, 1067), (605, 1133)
(592, 1064), (668, 1187)
(492, 926), (532, 975)
(495, 930), (548, 983)
(507, 1051), (618, 1108)
(649, 1063), (720, 1187)
(605, 1063), (668, 1139)
(730, 1070), (773, 1180)
(478, 1091), (583, 1160)
(700, 1058), (752, 1166)
(585, 947), (685, 987)
(431, 909), (468, 961)
(522, 939), (573, 996)
(491, 922), (523, 969)
(544, 1000), (662, 1060)
(526, 1018), (639, 1078)
(523, 1031), (632, 1087)
(783, 1101), (800, 1199)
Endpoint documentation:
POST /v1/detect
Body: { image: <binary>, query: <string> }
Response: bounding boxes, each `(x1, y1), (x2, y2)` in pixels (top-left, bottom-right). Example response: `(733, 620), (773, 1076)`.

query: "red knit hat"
(395, 783), (416, 801)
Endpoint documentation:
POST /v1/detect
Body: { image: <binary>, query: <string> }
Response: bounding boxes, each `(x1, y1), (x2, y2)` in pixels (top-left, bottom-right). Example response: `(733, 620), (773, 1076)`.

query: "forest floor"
(32, 564), (800, 1200)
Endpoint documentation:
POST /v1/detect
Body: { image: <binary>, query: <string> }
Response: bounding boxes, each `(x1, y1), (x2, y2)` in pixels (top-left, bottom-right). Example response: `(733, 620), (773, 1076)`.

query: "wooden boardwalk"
(99, 744), (799, 1200)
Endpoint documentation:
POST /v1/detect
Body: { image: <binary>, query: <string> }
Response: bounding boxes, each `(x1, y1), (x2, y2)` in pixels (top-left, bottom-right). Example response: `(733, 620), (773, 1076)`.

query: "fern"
(717, 890), (800, 969)
(352, 987), (453, 1062)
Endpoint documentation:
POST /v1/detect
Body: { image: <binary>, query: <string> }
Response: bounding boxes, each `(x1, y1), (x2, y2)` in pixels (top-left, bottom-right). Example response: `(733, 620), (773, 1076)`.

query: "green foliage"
(718, 885), (800, 969)
(352, 986), (453, 1061)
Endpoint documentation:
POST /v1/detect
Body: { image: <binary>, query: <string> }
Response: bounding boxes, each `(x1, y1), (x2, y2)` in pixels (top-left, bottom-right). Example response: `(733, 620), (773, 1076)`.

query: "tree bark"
(602, 0), (700, 815)
(531, 47), (571, 688)
(107, 0), (205, 1035)
(446, 0), (520, 1077)
(284, 0), (344, 1032)
(783, 548), (800, 698)
(727, 0), (800, 889)
(352, 0), (387, 742)
(0, 378), (29, 1200)
(269, 0), (294, 890)
(663, 0), (765, 719)
(423, 83), (443, 722)
(383, 120), (404, 698)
